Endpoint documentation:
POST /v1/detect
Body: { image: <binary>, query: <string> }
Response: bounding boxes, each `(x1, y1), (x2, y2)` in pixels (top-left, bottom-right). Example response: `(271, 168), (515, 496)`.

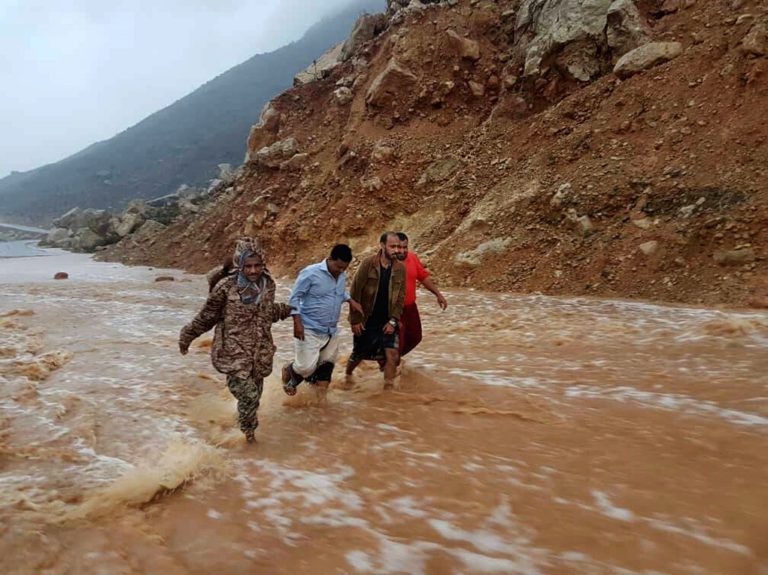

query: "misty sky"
(0, 0), (364, 177)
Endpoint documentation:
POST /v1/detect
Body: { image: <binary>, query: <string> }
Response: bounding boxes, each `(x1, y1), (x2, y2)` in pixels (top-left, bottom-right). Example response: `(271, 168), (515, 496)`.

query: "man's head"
(379, 231), (403, 262)
(395, 232), (409, 261)
(326, 244), (353, 278)
(233, 237), (265, 283)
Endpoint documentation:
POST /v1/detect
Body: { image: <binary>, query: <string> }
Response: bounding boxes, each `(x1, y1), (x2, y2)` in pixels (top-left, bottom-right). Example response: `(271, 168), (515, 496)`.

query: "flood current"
(1, 250), (766, 574)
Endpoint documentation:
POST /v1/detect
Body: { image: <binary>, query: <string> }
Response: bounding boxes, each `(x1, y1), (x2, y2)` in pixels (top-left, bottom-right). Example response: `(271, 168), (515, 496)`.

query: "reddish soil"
(99, 0), (768, 308)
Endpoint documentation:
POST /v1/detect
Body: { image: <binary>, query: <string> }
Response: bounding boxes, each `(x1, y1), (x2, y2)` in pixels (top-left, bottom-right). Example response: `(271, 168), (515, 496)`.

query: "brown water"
(1, 251), (767, 574)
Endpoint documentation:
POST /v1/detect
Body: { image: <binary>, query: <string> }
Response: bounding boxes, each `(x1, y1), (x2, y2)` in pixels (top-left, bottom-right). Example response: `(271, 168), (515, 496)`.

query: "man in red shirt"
(395, 232), (448, 356)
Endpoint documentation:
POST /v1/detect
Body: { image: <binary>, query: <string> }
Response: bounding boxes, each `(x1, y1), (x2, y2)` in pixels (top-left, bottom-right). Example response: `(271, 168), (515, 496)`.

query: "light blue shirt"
(288, 260), (350, 336)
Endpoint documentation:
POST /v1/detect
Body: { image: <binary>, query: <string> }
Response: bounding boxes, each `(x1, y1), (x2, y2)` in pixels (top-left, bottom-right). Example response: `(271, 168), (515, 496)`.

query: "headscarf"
(232, 237), (266, 305)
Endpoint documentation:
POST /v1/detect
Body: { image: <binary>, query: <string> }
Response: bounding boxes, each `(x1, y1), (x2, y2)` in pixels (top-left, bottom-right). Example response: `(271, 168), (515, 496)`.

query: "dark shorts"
(350, 324), (399, 362)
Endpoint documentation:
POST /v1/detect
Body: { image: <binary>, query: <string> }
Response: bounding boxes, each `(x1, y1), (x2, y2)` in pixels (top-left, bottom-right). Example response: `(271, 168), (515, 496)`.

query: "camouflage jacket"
(179, 273), (292, 379)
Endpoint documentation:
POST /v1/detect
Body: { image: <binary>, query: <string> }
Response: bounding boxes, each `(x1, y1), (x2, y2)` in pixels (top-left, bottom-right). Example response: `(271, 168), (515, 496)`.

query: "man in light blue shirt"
(282, 244), (362, 395)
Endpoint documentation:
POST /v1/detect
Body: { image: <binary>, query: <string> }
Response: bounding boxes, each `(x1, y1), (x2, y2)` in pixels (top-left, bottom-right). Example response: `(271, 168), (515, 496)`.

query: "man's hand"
(383, 322), (395, 335)
(293, 316), (305, 341)
(351, 323), (364, 336)
(179, 341), (189, 355)
(348, 299), (363, 315)
(436, 293), (448, 310)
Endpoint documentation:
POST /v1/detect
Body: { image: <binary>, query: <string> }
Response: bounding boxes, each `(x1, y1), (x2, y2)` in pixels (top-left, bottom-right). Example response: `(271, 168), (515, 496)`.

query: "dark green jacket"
(348, 252), (405, 326)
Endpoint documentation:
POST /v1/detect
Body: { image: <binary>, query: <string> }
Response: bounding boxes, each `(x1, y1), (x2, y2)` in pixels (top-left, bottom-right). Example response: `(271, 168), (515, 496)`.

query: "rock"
(372, 142), (396, 162)
(255, 138), (299, 169)
(53, 272), (69, 280)
(468, 80), (486, 97)
(660, 0), (680, 13)
(154, 276), (175, 282)
(366, 59), (418, 109)
(550, 182), (571, 207)
(280, 153), (310, 171)
(340, 13), (388, 62)
(515, 0), (614, 80)
(606, 0), (650, 57)
(639, 240), (659, 255)
(115, 212), (146, 237)
(294, 43), (344, 86)
(130, 220), (167, 242)
(334, 87), (354, 105)
(566, 209), (593, 235)
(614, 42), (683, 78)
(446, 29), (481, 61)
(362, 176), (384, 192)
(455, 238), (512, 267)
(52, 207), (86, 230)
(217, 163), (236, 182)
(46, 227), (71, 246)
(742, 20), (767, 56)
(713, 248), (756, 265)
(417, 156), (462, 186)
(632, 218), (653, 229)
(71, 228), (107, 253)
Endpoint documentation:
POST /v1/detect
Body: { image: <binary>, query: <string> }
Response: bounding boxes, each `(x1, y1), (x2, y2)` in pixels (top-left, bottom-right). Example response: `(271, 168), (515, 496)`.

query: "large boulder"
(114, 212), (146, 237)
(341, 13), (388, 62)
(44, 227), (72, 248)
(614, 42), (683, 78)
(366, 59), (418, 109)
(71, 228), (107, 253)
(255, 138), (299, 169)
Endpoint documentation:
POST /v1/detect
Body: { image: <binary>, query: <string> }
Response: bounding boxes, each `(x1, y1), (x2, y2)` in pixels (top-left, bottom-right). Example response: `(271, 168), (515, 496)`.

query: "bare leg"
(383, 348), (399, 389)
(345, 357), (361, 376)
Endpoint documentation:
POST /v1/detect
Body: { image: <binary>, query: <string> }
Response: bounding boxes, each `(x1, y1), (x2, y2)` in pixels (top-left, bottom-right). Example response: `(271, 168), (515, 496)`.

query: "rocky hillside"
(0, 0), (384, 225)
(99, 0), (768, 308)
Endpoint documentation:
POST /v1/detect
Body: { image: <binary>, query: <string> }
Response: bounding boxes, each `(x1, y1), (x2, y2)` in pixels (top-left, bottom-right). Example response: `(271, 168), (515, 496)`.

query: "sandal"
(282, 363), (299, 396)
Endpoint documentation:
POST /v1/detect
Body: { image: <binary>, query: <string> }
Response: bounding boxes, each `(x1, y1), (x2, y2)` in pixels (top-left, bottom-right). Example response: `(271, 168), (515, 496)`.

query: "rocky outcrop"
(614, 42), (683, 78)
(341, 13), (388, 61)
(514, 0), (648, 81)
(254, 138), (300, 169)
(294, 43), (344, 86)
(245, 103), (282, 163)
(43, 185), (215, 253)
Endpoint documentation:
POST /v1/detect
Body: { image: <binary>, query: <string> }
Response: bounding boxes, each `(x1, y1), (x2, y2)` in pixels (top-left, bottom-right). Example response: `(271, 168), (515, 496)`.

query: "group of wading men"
(179, 233), (447, 442)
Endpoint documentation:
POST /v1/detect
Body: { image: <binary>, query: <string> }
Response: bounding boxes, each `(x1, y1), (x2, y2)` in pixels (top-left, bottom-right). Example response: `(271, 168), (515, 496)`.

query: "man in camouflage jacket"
(179, 237), (292, 442)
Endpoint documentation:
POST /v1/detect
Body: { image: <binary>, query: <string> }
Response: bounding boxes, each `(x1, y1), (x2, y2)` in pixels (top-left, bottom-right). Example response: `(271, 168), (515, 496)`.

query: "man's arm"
(420, 276), (448, 310)
(288, 268), (314, 339)
(348, 258), (369, 326)
(179, 286), (227, 354)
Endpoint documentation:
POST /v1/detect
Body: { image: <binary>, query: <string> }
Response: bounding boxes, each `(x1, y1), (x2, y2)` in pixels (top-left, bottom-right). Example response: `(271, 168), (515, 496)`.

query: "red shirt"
(403, 251), (430, 306)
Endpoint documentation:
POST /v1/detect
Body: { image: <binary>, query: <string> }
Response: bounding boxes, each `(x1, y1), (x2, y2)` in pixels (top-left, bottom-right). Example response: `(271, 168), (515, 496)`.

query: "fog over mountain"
(0, 0), (385, 223)
(0, 0), (381, 177)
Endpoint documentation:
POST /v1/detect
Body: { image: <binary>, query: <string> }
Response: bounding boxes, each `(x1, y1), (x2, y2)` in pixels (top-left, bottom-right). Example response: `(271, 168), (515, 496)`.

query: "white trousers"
(293, 331), (339, 378)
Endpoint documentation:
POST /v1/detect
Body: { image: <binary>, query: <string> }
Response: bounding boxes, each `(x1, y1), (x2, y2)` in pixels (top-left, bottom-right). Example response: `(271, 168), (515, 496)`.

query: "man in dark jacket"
(345, 231), (405, 389)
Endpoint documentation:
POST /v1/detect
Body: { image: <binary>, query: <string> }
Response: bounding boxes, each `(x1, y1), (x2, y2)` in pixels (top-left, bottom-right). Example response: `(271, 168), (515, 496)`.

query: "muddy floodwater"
(1, 251), (766, 574)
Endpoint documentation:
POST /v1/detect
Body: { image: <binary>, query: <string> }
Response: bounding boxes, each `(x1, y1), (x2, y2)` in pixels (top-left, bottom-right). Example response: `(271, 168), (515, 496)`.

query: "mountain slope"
(99, 0), (768, 308)
(0, 0), (384, 225)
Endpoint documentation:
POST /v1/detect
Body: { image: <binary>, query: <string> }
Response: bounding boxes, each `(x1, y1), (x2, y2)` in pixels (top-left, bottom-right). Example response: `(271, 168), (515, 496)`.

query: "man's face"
(382, 235), (403, 261)
(326, 258), (350, 278)
(242, 255), (265, 282)
(396, 239), (409, 261)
